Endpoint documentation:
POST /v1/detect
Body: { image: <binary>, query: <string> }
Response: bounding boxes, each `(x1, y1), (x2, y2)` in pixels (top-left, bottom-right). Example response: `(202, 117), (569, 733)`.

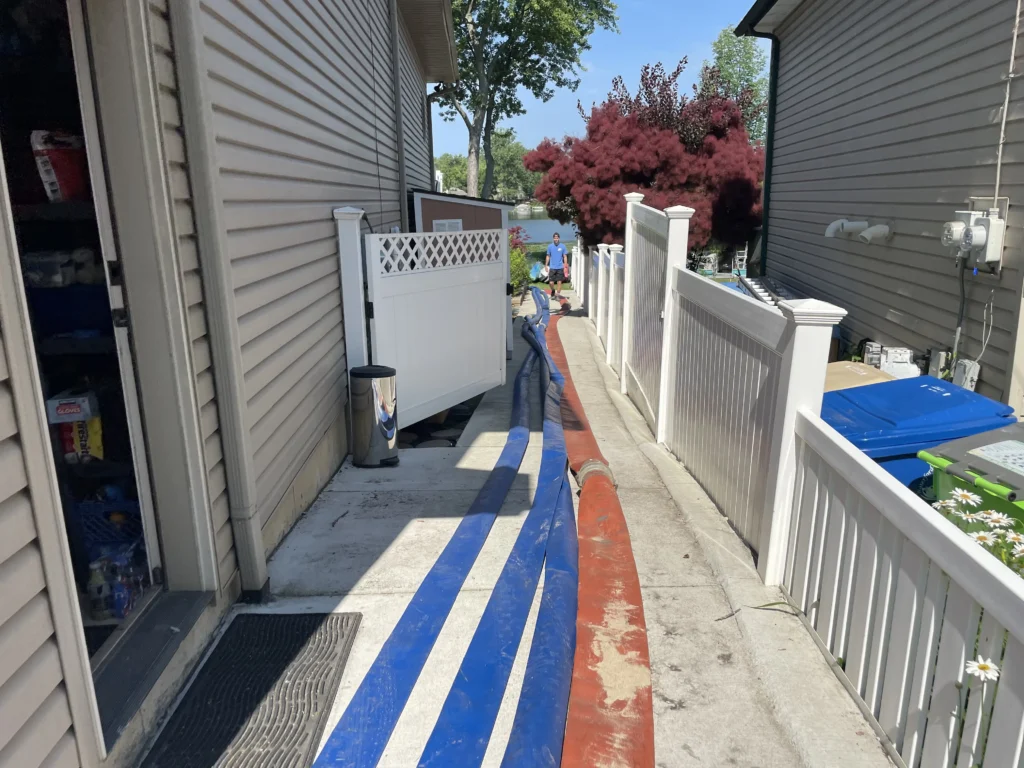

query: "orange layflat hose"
(548, 305), (655, 768)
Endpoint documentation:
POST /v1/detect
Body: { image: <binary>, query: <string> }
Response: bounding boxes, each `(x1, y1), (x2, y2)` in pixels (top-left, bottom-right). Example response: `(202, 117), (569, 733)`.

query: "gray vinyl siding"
(768, 0), (1024, 403)
(399, 18), (432, 191)
(0, 331), (77, 768)
(197, 0), (405, 533)
(147, 0), (238, 590)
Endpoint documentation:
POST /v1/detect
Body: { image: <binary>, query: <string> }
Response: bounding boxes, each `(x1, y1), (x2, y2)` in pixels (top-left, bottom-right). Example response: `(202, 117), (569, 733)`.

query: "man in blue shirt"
(545, 232), (569, 300)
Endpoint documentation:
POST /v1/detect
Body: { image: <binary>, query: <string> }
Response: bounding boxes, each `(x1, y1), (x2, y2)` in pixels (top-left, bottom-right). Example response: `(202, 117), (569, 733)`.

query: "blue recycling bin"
(821, 376), (1017, 488)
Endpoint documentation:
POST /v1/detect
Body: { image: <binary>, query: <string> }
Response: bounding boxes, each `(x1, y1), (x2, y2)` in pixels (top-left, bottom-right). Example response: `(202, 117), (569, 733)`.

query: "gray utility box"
(350, 365), (398, 468)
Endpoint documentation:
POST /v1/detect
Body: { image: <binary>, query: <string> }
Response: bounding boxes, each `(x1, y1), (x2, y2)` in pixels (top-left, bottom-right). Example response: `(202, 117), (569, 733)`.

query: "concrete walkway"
(556, 300), (893, 768)
(223, 290), (890, 766)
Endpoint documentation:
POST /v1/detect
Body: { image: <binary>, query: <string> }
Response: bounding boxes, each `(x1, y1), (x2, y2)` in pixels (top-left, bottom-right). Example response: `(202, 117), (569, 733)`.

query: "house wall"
(767, 0), (1024, 403)
(147, 0), (238, 596)
(399, 17), (433, 192)
(193, 0), (435, 549)
(419, 198), (505, 231)
(0, 329), (79, 768)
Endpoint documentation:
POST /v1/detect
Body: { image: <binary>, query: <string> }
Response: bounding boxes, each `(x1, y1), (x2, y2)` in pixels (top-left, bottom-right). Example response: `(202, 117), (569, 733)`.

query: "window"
(433, 219), (463, 232)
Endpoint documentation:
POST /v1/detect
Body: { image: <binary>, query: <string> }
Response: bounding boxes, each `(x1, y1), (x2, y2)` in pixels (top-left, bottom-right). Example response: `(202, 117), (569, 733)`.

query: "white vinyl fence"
(589, 192), (1024, 765)
(620, 198), (671, 430)
(336, 209), (508, 429)
(607, 245), (625, 374)
(587, 247), (598, 324)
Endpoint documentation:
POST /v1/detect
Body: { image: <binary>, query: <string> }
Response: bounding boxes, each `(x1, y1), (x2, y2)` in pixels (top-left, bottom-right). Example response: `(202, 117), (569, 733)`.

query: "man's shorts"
(548, 268), (566, 283)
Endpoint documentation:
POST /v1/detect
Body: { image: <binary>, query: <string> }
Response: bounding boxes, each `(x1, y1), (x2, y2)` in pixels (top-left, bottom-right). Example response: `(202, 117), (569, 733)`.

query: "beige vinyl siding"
(399, 18), (432, 191)
(0, 330), (77, 768)
(197, 0), (404, 535)
(768, 0), (1024, 402)
(147, 0), (237, 588)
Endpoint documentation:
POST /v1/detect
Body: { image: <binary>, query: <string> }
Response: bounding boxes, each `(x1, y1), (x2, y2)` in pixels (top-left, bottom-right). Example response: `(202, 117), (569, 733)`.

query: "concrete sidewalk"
(556, 300), (893, 768)
(256, 292), (551, 766)
(196, 289), (890, 767)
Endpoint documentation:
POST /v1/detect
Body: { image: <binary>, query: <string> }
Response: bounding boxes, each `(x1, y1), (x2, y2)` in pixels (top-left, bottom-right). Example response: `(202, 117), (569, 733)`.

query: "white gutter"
(168, 1), (268, 598)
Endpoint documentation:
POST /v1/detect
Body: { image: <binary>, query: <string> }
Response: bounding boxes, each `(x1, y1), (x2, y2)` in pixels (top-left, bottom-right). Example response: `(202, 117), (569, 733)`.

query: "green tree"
(431, 0), (617, 200)
(707, 28), (768, 143)
(489, 128), (543, 201)
(435, 152), (468, 193)
(434, 128), (542, 199)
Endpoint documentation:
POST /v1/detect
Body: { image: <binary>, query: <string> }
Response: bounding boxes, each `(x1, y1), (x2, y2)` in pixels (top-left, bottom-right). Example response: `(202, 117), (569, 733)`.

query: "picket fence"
(585, 192), (1024, 766)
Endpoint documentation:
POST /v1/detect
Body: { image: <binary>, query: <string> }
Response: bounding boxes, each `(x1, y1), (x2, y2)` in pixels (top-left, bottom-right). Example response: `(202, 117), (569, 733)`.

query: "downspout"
(168, 1), (268, 600)
(390, 0), (409, 231)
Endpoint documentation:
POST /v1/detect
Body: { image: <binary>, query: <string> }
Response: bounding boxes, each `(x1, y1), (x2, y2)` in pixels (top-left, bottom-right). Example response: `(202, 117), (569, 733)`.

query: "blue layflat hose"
(312, 301), (541, 767)
(418, 289), (572, 767)
(500, 475), (578, 767)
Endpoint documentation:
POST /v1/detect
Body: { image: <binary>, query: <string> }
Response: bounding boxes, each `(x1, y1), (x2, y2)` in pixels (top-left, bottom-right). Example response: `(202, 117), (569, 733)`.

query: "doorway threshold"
(93, 590), (213, 749)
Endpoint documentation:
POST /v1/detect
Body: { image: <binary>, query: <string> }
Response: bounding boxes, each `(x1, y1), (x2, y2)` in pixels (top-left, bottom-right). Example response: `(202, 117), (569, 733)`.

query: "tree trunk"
(466, 139), (480, 197)
(481, 124), (496, 200)
(466, 115), (485, 197)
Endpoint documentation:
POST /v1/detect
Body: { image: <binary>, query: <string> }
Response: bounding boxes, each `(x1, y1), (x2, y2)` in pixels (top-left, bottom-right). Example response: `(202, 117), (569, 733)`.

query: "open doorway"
(0, 0), (161, 662)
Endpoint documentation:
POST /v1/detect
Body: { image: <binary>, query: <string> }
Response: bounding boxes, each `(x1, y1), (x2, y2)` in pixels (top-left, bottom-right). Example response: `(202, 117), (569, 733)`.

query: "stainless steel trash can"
(351, 365), (399, 467)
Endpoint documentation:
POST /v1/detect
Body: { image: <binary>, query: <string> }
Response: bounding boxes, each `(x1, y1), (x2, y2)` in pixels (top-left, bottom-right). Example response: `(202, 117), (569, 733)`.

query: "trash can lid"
(821, 375), (1016, 458)
(351, 365), (397, 379)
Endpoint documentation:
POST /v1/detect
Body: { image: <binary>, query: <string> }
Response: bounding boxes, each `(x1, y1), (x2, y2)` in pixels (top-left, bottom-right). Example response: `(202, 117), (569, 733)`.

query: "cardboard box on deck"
(824, 361), (896, 393)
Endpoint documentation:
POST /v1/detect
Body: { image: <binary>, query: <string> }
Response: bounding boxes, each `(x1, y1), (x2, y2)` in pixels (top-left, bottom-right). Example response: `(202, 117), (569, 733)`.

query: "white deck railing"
(586, 192), (1024, 765)
(788, 410), (1024, 767)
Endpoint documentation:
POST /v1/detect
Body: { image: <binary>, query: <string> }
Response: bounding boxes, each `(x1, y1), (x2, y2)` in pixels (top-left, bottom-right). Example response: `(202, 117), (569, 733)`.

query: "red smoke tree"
(524, 61), (764, 248)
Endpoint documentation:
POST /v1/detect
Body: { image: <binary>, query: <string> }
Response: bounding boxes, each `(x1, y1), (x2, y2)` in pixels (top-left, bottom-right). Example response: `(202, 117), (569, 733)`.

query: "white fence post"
(334, 206), (368, 371)
(757, 299), (847, 585)
(654, 206), (695, 445)
(621, 193), (644, 394)
(596, 243), (609, 342)
(607, 244), (623, 366)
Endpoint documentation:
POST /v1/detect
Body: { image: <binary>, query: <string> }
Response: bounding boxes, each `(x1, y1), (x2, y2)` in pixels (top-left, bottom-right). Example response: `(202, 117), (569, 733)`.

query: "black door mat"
(141, 612), (360, 768)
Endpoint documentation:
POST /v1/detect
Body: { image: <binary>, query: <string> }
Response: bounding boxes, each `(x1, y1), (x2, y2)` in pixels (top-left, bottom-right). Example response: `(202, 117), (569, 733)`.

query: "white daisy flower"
(1014, 543), (1024, 558)
(969, 531), (998, 546)
(984, 512), (1015, 528)
(933, 499), (958, 511)
(1004, 531), (1024, 545)
(965, 656), (1000, 682)
(950, 489), (982, 507)
(960, 511), (986, 523)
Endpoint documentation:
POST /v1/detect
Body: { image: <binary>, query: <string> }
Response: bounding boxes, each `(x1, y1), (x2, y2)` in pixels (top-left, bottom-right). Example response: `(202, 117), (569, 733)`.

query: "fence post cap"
(608, 244), (624, 252)
(597, 243), (610, 251)
(624, 192), (645, 203)
(333, 206), (365, 221)
(778, 298), (848, 326)
(665, 205), (696, 220)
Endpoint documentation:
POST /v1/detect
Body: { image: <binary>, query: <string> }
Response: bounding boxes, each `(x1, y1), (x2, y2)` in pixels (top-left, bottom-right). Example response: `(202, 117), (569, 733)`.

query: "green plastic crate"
(919, 449), (1024, 522)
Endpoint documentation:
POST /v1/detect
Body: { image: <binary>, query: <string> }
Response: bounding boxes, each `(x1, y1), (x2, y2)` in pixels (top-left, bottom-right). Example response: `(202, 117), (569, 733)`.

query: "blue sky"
(431, 0), (768, 157)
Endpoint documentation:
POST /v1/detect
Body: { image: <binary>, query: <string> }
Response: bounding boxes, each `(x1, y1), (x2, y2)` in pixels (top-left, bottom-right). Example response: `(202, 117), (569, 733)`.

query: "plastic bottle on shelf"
(88, 561), (111, 620)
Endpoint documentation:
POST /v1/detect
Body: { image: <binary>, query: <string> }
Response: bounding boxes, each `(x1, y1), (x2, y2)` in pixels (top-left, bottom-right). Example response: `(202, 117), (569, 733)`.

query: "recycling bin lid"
(821, 375), (1016, 459)
(351, 365), (397, 379)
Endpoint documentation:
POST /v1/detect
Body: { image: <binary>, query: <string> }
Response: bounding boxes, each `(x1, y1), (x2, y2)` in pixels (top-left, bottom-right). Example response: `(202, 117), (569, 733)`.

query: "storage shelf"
(39, 336), (115, 356)
(13, 200), (95, 222)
